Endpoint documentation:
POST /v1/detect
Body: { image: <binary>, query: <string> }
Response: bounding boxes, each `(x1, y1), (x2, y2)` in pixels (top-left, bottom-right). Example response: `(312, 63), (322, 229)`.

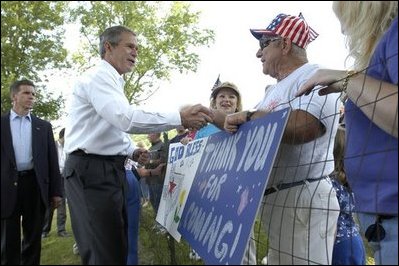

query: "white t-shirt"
(256, 63), (339, 185)
(56, 140), (65, 173)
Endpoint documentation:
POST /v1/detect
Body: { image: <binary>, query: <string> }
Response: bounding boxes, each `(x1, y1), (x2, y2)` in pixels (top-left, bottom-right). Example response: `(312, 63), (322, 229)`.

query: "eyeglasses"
(259, 38), (281, 50)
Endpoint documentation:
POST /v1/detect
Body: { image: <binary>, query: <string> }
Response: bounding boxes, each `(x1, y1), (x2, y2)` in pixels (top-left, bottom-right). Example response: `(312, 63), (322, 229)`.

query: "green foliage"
(69, 1), (215, 104)
(1, 1), (69, 118)
(33, 86), (65, 121)
(132, 129), (178, 148)
(132, 134), (151, 148)
(1, 1), (213, 119)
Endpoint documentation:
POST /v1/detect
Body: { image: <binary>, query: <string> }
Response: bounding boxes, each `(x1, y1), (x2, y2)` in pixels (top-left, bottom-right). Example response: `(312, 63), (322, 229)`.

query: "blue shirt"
(331, 178), (360, 243)
(345, 17), (398, 214)
(10, 110), (33, 171)
(194, 124), (221, 139)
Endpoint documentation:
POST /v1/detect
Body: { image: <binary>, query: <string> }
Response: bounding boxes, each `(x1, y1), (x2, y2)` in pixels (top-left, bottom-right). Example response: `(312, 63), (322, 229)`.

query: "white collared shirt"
(64, 60), (181, 156)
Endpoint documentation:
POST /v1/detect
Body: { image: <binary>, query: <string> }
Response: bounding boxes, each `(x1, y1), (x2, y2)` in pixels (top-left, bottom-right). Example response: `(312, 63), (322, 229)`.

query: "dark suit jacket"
(1, 111), (63, 219)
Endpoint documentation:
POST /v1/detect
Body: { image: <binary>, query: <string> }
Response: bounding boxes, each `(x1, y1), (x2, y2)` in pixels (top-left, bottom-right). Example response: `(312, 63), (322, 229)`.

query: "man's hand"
(180, 104), (213, 130)
(151, 163), (167, 177)
(210, 108), (227, 130)
(132, 148), (149, 165)
(180, 136), (193, 145)
(224, 111), (247, 133)
(50, 196), (62, 209)
(224, 109), (268, 133)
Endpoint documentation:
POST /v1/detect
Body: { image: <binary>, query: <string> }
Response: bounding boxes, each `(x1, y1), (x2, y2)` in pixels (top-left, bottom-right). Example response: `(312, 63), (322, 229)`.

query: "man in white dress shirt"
(64, 25), (213, 265)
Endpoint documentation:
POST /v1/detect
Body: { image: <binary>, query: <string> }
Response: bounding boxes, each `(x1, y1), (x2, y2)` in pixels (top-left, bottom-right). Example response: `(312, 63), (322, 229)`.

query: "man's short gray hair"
(99, 26), (136, 59)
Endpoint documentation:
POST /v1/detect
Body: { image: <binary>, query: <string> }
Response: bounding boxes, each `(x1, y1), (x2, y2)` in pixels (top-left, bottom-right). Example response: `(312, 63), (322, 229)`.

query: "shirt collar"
(10, 109), (31, 121)
(100, 60), (126, 88)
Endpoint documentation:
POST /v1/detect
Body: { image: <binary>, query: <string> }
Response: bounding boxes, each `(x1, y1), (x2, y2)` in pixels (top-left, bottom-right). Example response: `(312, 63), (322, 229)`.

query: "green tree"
(1, 1), (69, 120)
(70, 1), (214, 104)
(131, 128), (178, 149)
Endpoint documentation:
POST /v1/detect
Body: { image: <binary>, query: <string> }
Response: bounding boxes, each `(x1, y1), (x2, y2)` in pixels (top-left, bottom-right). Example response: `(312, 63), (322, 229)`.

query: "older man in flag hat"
(224, 13), (341, 265)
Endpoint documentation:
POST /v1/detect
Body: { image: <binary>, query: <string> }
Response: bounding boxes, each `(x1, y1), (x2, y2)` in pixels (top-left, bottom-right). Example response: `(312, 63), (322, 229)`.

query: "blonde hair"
(210, 82), (243, 112)
(333, 126), (347, 185)
(333, 1), (398, 70)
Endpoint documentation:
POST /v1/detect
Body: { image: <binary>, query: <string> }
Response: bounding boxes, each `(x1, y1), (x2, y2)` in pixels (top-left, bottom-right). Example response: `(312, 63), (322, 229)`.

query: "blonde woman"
(189, 81), (256, 265)
(195, 81), (242, 139)
(297, 2), (398, 264)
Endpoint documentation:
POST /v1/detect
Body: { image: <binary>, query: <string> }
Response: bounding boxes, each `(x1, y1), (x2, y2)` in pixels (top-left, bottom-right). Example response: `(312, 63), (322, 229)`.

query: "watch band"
(246, 109), (257, 122)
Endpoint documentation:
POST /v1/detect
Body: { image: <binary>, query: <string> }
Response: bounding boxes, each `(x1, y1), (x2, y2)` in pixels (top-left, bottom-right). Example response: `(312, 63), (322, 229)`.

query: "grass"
(138, 205), (204, 265)
(40, 203), (374, 265)
(40, 204), (205, 265)
(40, 207), (80, 265)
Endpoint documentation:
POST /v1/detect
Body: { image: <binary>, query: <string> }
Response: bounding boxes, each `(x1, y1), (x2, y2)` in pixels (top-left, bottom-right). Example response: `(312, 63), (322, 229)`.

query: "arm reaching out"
(297, 69), (398, 137)
(180, 104), (213, 130)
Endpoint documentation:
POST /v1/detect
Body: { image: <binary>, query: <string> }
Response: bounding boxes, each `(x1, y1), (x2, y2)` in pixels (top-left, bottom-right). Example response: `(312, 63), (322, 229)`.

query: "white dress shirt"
(64, 60), (181, 156)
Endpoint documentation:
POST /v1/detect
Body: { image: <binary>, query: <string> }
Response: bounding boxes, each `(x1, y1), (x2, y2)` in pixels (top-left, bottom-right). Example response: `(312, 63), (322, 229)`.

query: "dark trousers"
(65, 154), (128, 265)
(1, 172), (45, 265)
(43, 178), (66, 234)
(148, 183), (163, 213)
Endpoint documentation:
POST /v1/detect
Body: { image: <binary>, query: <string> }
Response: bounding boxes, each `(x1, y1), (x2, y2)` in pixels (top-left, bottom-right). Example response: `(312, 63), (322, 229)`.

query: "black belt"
(17, 169), (35, 177)
(131, 167), (141, 181)
(264, 175), (329, 196)
(71, 149), (126, 162)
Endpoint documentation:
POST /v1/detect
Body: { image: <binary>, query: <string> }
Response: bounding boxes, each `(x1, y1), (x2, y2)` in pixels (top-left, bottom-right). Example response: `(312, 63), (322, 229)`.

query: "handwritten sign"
(178, 108), (290, 265)
(156, 138), (208, 241)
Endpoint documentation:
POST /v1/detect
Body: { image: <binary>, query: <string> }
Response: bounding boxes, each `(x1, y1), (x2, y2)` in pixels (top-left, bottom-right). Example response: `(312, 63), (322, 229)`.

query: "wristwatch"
(246, 108), (257, 122)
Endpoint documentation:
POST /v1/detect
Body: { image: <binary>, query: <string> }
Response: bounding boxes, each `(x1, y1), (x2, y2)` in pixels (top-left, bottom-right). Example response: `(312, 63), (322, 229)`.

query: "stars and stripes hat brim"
(250, 13), (319, 49)
(250, 29), (278, 40)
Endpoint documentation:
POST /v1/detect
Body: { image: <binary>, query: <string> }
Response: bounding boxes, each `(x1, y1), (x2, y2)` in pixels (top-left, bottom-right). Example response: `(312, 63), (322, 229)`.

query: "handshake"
(132, 104), (226, 165)
(179, 104), (226, 131)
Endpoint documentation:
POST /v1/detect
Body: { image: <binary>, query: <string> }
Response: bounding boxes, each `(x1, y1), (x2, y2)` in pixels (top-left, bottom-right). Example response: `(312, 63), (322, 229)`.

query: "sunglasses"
(259, 37), (281, 50)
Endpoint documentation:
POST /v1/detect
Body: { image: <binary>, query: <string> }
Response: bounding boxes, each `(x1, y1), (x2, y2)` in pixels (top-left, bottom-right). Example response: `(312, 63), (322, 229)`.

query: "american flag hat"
(250, 13), (319, 49)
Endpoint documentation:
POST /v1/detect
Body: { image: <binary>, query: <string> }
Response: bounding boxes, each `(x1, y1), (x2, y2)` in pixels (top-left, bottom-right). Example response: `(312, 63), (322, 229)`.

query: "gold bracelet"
(341, 70), (357, 93)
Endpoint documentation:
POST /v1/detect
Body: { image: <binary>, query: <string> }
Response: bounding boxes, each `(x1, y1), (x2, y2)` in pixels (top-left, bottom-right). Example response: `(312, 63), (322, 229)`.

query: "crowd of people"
(1, 1), (397, 265)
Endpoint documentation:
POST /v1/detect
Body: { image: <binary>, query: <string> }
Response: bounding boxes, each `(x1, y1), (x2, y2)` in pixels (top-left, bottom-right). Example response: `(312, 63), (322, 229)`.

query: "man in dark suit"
(1, 79), (63, 265)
